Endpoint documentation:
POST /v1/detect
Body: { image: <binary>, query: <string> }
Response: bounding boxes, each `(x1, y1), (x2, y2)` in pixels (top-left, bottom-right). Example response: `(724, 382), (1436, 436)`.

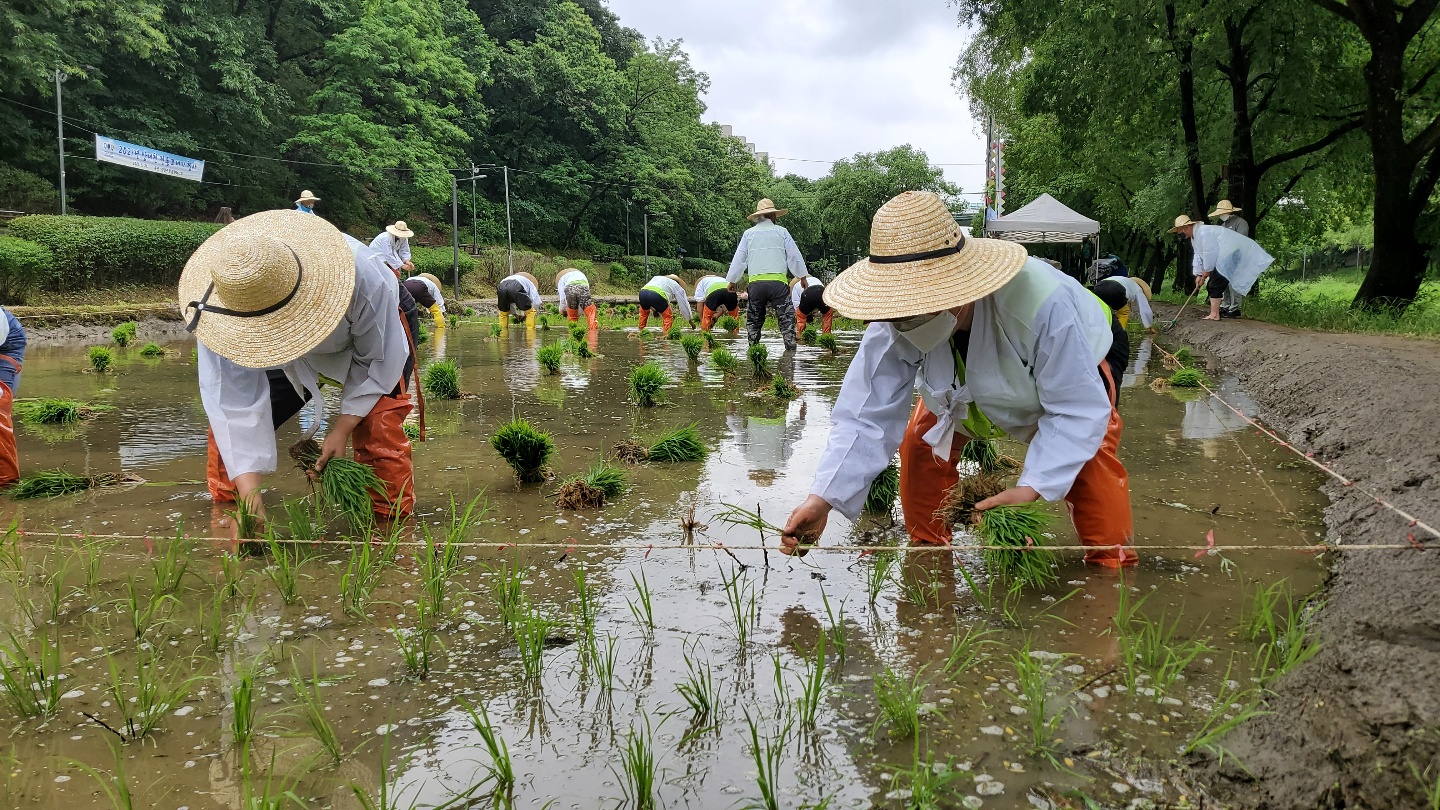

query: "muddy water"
(1, 324), (1327, 809)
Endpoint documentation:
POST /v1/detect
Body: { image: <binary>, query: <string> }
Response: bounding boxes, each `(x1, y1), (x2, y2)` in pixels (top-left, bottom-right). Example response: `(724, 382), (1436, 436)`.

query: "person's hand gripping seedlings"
(311, 414), (363, 478)
(781, 494), (832, 557)
(971, 485), (1040, 515)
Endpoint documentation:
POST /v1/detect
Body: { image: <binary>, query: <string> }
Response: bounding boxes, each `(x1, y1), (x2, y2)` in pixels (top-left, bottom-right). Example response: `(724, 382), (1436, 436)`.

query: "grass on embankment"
(1154, 272), (1440, 338)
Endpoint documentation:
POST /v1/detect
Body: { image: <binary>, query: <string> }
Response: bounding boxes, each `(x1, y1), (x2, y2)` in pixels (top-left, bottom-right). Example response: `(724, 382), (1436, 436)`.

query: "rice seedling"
(976, 503), (1058, 588)
(800, 325), (818, 345)
(402, 421), (421, 441)
(289, 439), (386, 529)
(742, 711), (791, 810)
(106, 652), (199, 740)
(570, 337), (597, 359)
(111, 321), (138, 346)
(279, 496), (323, 545)
(138, 342), (165, 358)
(590, 632), (621, 693)
(1175, 346), (1196, 365)
(421, 358), (461, 399)
(539, 314), (551, 330)
(677, 648), (718, 720)
(122, 576), (174, 640)
(872, 665), (928, 738)
(1182, 657), (1269, 764)
(896, 562), (947, 609)
(196, 586), (231, 655)
(70, 741), (135, 810)
(710, 346), (739, 374)
(1011, 644), (1073, 762)
(817, 332), (839, 353)
(891, 744), (966, 810)
(638, 328), (657, 342)
(458, 698), (515, 796)
(89, 345), (114, 372)
(489, 322), (503, 338)
(569, 322), (587, 342)
(747, 343), (770, 378)
(490, 418), (555, 483)
(239, 751), (308, 810)
(0, 629), (62, 718)
(1169, 367), (1207, 387)
(150, 531), (194, 596)
(1240, 579), (1289, 642)
(864, 548), (897, 605)
(1122, 612), (1210, 696)
(627, 571), (655, 638)
(614, 718), (660, 810)
(537, 342), (564, 374)
(863, 462), (900, 515)
(647, 423), (707, 462)
(349, 727), (481, 810)
(666, 325), (684, 341)
(554, 461), (626, 509)
(486, 559), (526, 628)
(514, 600), (559, 683)
(288, 659), (345, 764)
(13, 397), (111, 424)
(1255, 597), (1323, 686)
(628, 362), (669, 407)
(721, 566), (760, 647)
(795, 636), (828, 729)
(260, 533), (308, 605)
(219, 551), (243, 599)
(819, 587), (847, 660)
(770, 374), (799, 399)
(719, 315), (740, 332)
(1411, 761), (1440, 810)
(676, 333), (704, 363)
(566, 562), (599, 641)
(768, 652), (791, 709)
(391, 618), (439, 682)
(943, 624), (996, 677)
(701, 330), (716, 350)
(7, 469), (92, 499)
(339, 540), (385, 618)
(230, 655), (262, 747)
(74, 539), (106, 592)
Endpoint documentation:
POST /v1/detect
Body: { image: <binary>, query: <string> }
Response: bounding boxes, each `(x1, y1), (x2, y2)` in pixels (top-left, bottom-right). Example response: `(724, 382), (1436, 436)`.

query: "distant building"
(716, 123), (769, 169)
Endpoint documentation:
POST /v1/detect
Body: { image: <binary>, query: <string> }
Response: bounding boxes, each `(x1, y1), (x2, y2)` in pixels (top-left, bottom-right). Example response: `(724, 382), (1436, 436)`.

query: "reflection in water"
(1182, 374), (1261, 439)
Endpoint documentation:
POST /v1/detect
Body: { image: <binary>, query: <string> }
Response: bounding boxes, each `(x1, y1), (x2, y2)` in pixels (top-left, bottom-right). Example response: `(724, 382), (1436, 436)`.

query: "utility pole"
(452, 170), (486, 297)
(53, 67), (68, 215)
(503, 166), (514, 276)
(470, 163), (478, 253)
(643, 209), (650, 274)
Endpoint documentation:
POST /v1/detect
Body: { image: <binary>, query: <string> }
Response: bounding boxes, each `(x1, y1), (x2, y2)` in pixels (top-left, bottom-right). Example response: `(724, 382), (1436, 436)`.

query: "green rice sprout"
(570, 337), (597, 359)
(680, 333), (704, 362)
(513, 600), (559, 683)
(638, 329), (657, 342)
(122, 576), (175, 640)
(647, 423), (708, 462)
(555, 462), (627, 509)
(1175, 346), (1196, 365)
(666, 325), (684, 340)
(106, 652), (198, 741)
(490, 418), (555, 483)
(288, 659), (345, 764)
(458, 698), (515, 797)
(1169, 367), (1207, 387)
(614, 718), (660, 810)
(13, 398), (111, 424)
(800, 325), (818, 345)
(961, 437), (999, 470)
(795, 636), (828, 729)
(743, 711), (791, 810)
(539, 314), (551, 330)
(70, 740), (136, 810)
(720, 566), (760, 646)
(111, 321), (137, 347)
(138, 342), (165, 358)
(819, 586), (847, 660)
(770, 375), (799, 400)
(339, 540), (385, 618)
(942, 625), (996, 677)
(289, 439), (387, 529)
(402, 421), (421, 441)
(627, 571), (655, 638)
(892, 745), (965, 810)
(628, 362), (670, 407)
(589, 632), (621, 693)
(0, 629), (62, 718)
(863, 462), (900, 515)
(677, 647), (718, 719)
(710, 346), (739, 374)
(817, 332), (839, 353)
(8, 470), (91, 499)
(719, 315), (740, 332)
(230, 655), (262, 747)
(391, 610), (439, 681)
(422, 358), (461, 399)
(263, 532), (309, 606)
(977, 503), (1057, 588)
(1011, 644), (1074, 762)
(569, 323), (587, 342)
(149, 530), (193, 596)
(1183, 657), (1269, 762)
(701, 330), (716, 350)
(489, 322), (503, 338)
(537, 342), (564, 374)
(872, 665), (928, 738)
(747, 343), (770, 378)
(88, 346), (113, 372)
(280, 496), (323, 545)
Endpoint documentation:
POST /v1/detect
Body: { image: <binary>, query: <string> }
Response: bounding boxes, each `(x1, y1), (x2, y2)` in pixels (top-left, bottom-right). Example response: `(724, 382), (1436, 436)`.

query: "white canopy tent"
(985, 193), (1099, 244)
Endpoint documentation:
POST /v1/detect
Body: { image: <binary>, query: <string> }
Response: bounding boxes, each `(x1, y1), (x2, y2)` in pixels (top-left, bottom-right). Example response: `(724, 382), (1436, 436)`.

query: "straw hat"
(1132, 277), (1152, 300)
(385, 220), (414, 239)
(295, 190), (320, 205)
(179, 210), (356, 369)
(747, 198), (788, 222)
(515, 271), (539, 290)
(665, 274), (684, 286)
(555, 267), (584, 286)
(416, 273), (443, 290)
(1168, 214), (1201, 233)
(1208, 199), (1242, 218)
(823, 191), (1028, 321)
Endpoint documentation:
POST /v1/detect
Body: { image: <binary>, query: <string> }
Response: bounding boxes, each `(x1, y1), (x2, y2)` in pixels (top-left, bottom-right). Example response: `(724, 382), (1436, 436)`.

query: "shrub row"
(0, 236), (55, 304)
(613, 255), (683, 285)
(681, 256), (728, 276)
(409, 246), (477, 284)
(8, 215), (222, 291)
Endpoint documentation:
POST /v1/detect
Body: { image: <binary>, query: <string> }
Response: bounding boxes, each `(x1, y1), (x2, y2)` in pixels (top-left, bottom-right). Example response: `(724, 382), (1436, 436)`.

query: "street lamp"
(643, 210), (666, 275)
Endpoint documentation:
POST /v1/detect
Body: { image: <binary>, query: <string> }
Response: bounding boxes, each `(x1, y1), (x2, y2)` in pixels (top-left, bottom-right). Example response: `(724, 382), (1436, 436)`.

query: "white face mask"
(1220, 214), (1231, 222)
(894, 311), (958, 353)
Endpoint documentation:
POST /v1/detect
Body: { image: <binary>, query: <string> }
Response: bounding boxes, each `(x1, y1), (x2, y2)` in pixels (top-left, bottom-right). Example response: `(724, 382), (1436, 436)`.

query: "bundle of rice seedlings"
(537, 343), (564, 374)
(612, 439), (650, 464)
(628, 362), (669, 407)
(289, 440), (386, 526)
(539, 315), (551, 330)
(570, 323), (587, 342)
(422, 359), (461, 399)
(489, 323), (503, 338)
(415, 322), (429, 345)
(817, 333), (839, 353)
(976, 503), (1057, 588)
(1175, 347), (1196, 365)
(111, 321), (138, 347)
(770, 375), (799, 400)
(863, 462), (900, 515)
(800, 325), (818, 345)
(638, 329), (657, 342)
(13, 398), (110, 425)
(1169, 368), (1206, 388)
(680, 334), (704, 362)
(8, 470), (143, 499)
(701, 331), (716, 350)
(718, 315), (740, 332)
(935, 471), (1008, 527)
(665, 326), (683, 341)
(747, 343), (770, 378)
(490, 418), (555, 483)
(88, 346), (113, 373)
(570, 338), (597, 360)
(647, 424), (708, 462)
(710, 347), (739, 374)
(464, 307), (476, 316)
(138, 342), (166, 358)
(402, 422), (421, 441)
(554, 462), (627, 509)
(960, 438), (1018, 473)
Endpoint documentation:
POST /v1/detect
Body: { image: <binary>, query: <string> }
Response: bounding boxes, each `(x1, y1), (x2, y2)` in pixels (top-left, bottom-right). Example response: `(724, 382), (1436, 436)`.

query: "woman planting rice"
(182, 209), (417, 530)
(780, 191), (1136, 568)
(0, 306), (26, 488)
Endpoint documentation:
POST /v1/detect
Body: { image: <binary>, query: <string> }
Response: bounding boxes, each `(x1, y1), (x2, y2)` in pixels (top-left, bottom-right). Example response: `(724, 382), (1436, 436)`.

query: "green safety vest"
(743, 221), (789, 283)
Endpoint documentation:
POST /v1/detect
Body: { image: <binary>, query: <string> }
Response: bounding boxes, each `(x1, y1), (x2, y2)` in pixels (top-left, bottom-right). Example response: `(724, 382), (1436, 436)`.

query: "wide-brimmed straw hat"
(823, 191), (1028, 321)
(385, 220), (414, 239)
(747, 198), (788, 222)
(295, 190), (320, 205)
(1132, 277), (1152, 300)
(515, 271), (539, 290)
(665, 274), (684, 285)
(555, 267), (584, 286)
(416, 273), (443, 290)
(1168, 214), (1201, 233)
(1208, 199), (1242, 218)
(179, 210), (355, 369)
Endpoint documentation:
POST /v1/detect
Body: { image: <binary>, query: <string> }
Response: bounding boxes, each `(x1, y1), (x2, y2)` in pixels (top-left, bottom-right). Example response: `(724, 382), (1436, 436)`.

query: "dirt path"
(1158, 310), (1440, 809)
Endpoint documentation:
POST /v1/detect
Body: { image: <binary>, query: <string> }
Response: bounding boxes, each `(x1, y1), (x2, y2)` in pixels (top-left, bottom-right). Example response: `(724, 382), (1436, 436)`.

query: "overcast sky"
(604, 0), (987, 200)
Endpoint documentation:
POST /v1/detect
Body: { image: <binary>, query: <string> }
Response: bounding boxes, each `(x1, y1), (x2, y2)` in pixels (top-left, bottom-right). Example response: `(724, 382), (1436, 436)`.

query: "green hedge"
(615, 255), (683, 284)
(682, 256), (728, 276)
(8, 215), (222, 290)
(0, 236), (55, 304)
(410, 246), (477, 282)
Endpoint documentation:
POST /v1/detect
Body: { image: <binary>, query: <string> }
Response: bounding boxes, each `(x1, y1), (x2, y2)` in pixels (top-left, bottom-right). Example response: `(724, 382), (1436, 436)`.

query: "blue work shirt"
(295, 203), (315, 214)
(0, 309), (26, 395)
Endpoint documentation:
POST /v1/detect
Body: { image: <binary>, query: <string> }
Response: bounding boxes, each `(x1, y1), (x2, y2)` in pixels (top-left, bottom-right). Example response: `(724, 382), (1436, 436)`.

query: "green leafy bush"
(681, 257), (728, 275)
(409, 247), (476, 283)
(609, 261), (639, 285)
(0, 236), (54, 304)
(9, 215), (222, 289)
(422, 359), (460, 399)
(491, 419), (555, 483)
(628, 362), (669, 407)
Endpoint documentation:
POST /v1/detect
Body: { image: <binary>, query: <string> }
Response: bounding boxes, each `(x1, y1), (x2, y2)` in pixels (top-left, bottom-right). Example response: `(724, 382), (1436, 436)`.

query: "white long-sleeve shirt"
(1189, 223), (1272, 296)
(411, 274), (445, 313)
(556, 269), (589, 303)
(810, 259), (1113, 520)
(198, 236), (409, 479)
(368, 232), (411, 271)
(791, 277), (822, 308)
(694, 275), (728, 304)
(641, 275), (693, 321)
(1112, 276), (1153, 328)
(499, 273), (543, 313)
(726, 221), (809, 284)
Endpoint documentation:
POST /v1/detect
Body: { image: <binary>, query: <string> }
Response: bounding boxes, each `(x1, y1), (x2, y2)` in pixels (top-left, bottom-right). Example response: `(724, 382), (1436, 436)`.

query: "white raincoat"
(1190, 223), (1272, 296)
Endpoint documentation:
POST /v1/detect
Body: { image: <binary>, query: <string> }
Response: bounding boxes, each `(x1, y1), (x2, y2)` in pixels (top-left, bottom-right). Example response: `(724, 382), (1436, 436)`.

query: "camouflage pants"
(746, 280), (796, 350)
(563, 282), (592, 312)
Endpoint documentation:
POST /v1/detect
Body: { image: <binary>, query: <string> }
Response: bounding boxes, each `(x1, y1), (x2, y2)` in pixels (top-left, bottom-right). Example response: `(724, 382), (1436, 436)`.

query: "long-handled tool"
(1159, 287), (1201, 332)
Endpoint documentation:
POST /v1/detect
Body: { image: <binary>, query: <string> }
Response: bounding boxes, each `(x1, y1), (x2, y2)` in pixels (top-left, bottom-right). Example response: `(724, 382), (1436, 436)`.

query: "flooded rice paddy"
(0, 319), (1328, 809)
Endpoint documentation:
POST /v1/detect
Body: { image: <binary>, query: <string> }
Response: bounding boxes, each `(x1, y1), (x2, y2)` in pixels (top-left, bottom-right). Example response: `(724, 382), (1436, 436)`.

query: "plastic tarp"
(986, 193), (1100, 243)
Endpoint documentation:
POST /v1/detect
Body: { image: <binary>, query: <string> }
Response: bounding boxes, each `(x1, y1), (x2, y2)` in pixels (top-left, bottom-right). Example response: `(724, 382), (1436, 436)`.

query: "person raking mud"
(1169, 213), (1273, 322)
(183, 210), (418, 532)
(779, 191), (1136, 567)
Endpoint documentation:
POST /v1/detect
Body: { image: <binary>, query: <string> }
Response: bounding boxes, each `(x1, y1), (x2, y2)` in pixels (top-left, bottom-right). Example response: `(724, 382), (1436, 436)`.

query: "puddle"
(1, 327), (1328, 808)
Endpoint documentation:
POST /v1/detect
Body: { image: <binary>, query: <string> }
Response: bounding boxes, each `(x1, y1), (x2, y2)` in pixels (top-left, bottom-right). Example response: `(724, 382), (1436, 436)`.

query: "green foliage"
(628, 362), (669, 407)
(111, 321), (138, 347)
(569, 323), (588, 342)
(490, 418), (555, 483)
(422, 359), (461, 398)
(0, 236), (53, 304)
(88, 346), (113, 373)
(537, 342), (565, 373)
(771, 375), (799, 399)
(817, 332), (839, 353)
(1175, 347), (1196, 365)
(647, 424), (707, 462)
(138, 342), (165, 358)
(679, 333), (704, 361)
(710, 346), (739, 374)
(863, 462), (900, 515)
(1169, 368), (1207, 387)
(681, 256), (727, 274)
(8, 216), (221, 289)
(402, 422), (421, 441)
(409, 247), (476, 281)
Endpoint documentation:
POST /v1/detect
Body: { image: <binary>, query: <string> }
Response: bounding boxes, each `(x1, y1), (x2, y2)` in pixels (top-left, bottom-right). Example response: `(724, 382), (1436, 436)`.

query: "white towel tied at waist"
(917, 385), (970, 461)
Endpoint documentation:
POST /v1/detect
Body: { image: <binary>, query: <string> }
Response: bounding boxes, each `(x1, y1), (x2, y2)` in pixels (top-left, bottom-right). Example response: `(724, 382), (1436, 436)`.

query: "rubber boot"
(795, 311), (808, 333)
(0, 383), (17, 488)
(498, 313), (509, 334)
(638, 309), (650, 330)
(567, 307), (580, 323)
(700, 306), (716, 332)
(821, 310), (834, 334)
(352, 393), (415, 519)
(524, 309), (537, 330)
(584, 304), (599, 330)
(206, 428), (239, 504)
(661, 310), (675, 335)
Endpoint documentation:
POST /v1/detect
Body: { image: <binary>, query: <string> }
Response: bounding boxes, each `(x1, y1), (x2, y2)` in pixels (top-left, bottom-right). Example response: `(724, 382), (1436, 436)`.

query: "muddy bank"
(1159, 310), (1440, 809)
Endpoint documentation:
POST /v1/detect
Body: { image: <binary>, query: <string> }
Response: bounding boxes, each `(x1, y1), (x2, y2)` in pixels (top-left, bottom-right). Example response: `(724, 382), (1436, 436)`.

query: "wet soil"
(1159, 311), (1440, 809)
